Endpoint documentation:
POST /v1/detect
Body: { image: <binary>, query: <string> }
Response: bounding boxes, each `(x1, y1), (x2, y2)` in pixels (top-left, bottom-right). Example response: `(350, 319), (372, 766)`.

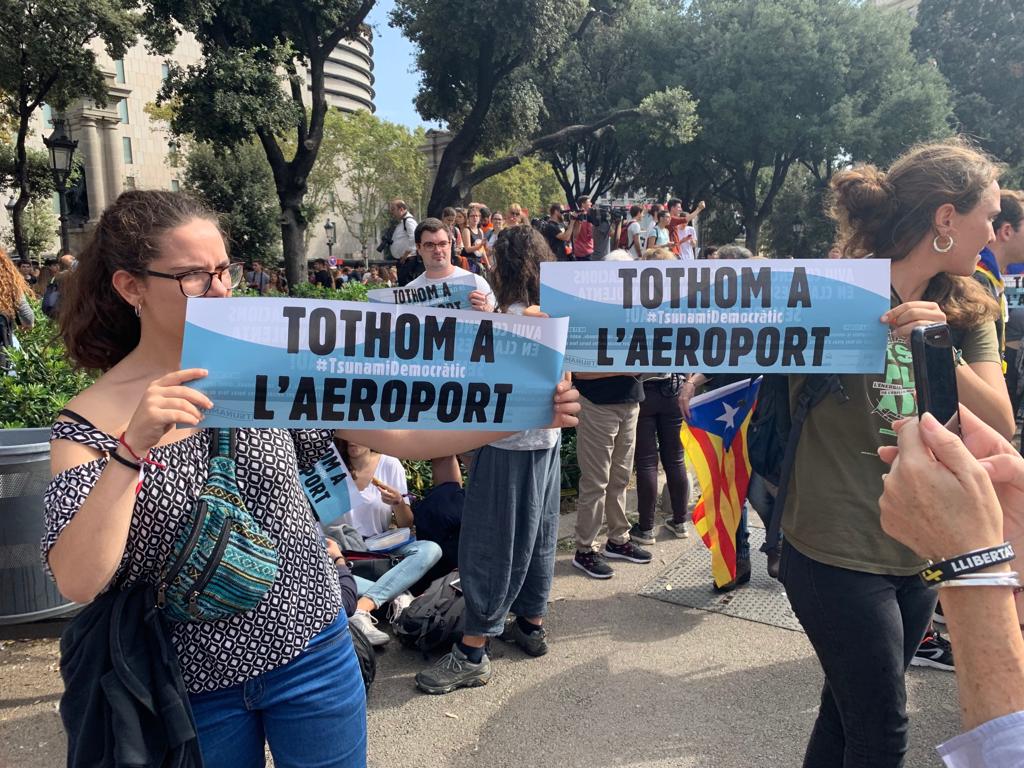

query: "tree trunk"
(10, 112), (32, 258)
(279, 201), (307, 290)
(744, 214), (761, 254)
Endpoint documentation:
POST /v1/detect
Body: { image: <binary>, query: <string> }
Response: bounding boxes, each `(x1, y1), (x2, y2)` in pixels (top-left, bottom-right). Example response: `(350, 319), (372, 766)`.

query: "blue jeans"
(352, 539), (442, 607)
(189, 613), (367, 768)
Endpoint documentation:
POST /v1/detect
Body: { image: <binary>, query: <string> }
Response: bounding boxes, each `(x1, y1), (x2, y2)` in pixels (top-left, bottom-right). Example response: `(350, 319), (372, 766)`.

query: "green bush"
(1, 306), (94, 429)
(290, 281), (369, 303)
(560, 427), (580, 497)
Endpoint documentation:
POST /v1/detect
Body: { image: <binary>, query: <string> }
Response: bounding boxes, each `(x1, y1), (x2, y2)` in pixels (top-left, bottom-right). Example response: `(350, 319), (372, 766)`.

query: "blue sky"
(366, 1), (436, 130)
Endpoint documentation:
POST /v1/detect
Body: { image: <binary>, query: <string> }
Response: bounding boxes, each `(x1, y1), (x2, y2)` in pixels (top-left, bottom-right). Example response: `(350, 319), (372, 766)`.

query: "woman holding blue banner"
(780, 140), (1014, 768)
(42, 191), (580, 768)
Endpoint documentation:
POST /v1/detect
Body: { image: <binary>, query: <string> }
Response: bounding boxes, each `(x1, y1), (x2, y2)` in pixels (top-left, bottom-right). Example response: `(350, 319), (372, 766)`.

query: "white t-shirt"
(340, 455), (409, 537)
(626, 221), (643, 257)
(390, 214), (417, 261)
(406, 266), (495, 311)
(678, 225), (697, 260)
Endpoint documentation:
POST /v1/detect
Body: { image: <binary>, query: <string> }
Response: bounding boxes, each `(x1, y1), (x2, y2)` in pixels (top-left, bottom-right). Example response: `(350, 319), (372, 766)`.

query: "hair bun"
(829, 165), (899, 256)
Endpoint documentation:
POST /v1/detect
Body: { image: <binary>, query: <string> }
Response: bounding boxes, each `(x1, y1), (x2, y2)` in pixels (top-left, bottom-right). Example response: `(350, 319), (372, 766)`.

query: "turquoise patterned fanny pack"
(156, 429), (279, 623)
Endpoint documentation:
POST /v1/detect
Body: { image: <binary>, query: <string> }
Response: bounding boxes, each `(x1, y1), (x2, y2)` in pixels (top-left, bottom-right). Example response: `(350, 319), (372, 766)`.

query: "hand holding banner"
(540, 260), (890, 373)
(180, 298), (568, 430)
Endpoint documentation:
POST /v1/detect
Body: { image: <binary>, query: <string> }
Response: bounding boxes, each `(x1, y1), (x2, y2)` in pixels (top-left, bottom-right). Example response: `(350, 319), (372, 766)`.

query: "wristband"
(919, 542), (1016, 586)
(109, 450), (142, 472)
(939, 574), (1021, 589)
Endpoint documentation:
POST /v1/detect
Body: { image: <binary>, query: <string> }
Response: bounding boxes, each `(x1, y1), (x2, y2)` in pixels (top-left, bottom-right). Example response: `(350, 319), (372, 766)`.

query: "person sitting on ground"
(878, 406), (1024, 767)
(323, 440), (442, 647)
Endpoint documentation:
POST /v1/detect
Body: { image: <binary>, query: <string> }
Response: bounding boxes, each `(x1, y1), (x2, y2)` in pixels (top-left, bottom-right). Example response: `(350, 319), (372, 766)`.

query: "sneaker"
(350, 609), (389, 646)
(932, 601), (945, 625)
(912, 632), (954, 671)
(605, 539), (653, 564)
(663, 520), (690, 539)
(388, 591), (415, 625)
(500, 619), (549, 657)
(628, 523), (656, 545)
(713, 558), (751, 593)
(415, 644), (492, 695)
(572, 550), (614, 579)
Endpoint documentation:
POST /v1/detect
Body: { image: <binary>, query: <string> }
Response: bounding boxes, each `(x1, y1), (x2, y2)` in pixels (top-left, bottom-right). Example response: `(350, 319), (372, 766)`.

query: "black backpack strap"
(763, 374), (847, 553)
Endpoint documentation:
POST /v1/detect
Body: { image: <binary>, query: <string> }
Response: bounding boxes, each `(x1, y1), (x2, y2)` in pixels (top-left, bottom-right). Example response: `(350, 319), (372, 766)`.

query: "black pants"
(634, 381), (688, 530)
(780, 541), (936, 768)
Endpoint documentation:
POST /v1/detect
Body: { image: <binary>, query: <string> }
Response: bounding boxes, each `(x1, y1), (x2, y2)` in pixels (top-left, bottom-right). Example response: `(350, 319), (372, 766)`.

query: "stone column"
(76, 116), (107, 221)
(101, 118), (124, 203)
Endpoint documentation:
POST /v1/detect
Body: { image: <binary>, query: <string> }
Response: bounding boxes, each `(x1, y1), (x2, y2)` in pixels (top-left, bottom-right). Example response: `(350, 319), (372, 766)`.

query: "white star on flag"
(716, 401), (740, 430)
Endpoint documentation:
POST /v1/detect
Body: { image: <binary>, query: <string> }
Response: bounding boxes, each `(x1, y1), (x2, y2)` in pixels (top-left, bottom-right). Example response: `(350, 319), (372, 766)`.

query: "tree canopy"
(913, 0), (1024, 186)
(147, 0), (375, 288)
(183, 142), (282, 267)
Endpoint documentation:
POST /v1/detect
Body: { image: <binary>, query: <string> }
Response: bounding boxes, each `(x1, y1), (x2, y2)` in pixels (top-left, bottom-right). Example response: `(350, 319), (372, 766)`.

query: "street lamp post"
(42, 118), (78, 255)
(324, 218), (337, 262)
(791, 218), (805, 259)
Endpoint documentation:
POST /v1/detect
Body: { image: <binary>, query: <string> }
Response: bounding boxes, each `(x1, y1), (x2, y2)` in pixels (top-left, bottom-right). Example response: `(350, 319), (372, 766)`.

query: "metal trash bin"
(0, 428), (75, 624)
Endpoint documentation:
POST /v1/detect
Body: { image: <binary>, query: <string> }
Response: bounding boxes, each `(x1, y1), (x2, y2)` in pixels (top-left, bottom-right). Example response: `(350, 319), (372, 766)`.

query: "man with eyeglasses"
(405, 218), (494, 311)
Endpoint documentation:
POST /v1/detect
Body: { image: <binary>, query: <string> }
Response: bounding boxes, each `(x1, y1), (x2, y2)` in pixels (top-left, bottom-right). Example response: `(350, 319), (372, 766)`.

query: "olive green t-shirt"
(781, 318), (1000, 576)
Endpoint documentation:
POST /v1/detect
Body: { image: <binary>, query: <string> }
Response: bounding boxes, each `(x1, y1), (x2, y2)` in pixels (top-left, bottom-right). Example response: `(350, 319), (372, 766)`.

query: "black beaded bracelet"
(109, 450), (142, 472)
(920, 542), (1016, 586)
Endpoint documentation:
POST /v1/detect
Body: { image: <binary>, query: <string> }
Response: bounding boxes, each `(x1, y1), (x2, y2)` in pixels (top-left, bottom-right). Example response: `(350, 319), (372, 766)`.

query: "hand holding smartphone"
(911, 323), (961, 436)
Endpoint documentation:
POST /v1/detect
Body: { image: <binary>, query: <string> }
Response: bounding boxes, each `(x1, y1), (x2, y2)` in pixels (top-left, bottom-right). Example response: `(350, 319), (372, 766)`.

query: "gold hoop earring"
(933, 234), (954, 253)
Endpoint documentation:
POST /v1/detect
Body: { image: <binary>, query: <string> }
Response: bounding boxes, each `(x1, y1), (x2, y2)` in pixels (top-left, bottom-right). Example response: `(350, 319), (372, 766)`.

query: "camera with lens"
(376, 225), (395, 254)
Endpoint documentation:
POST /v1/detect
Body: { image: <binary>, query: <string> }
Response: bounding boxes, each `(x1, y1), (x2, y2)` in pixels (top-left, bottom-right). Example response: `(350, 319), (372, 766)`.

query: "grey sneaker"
(415, 644), (492, 695)
(628, 523), (656, 545)
(663, 520), (690, 539)
(500, 619), (549, 657)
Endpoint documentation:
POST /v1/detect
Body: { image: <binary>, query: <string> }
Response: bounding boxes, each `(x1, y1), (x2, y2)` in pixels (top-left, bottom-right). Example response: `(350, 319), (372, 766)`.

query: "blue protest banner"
(368, 274), (478, 309)
(540, 260), (890, 373)
(299, 444), (351, 525)
(180, 298), (568, 429)
(1004, 274), (1024, 309)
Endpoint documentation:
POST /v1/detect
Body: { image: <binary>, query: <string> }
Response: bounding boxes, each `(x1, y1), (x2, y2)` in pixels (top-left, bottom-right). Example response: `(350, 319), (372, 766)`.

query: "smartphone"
(911, 323), (961, 435)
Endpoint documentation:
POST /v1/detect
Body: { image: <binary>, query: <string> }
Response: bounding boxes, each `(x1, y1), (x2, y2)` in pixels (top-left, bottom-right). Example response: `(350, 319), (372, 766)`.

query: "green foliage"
(183, 142), (282, 266)
(2, 198), (57, 260)
(301, 110), (429, 255)
(402, 460), (434, 499)
(290, 281), (369, 303)
(913, 0), (1024, 185)
(760, 167), (835, 259)
(0, 140), (54, 202)
(0, 302), (93, 429)
(470, 154), (564, 216)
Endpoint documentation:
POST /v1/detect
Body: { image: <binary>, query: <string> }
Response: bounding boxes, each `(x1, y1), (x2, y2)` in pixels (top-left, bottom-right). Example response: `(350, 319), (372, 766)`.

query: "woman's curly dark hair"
(488, 225), (554, 311)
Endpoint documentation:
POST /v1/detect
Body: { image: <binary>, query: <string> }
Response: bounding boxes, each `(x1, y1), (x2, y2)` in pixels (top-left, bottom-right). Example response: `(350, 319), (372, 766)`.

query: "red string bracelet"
(117, 433), (167, 495)
(117, 433), (167, 469)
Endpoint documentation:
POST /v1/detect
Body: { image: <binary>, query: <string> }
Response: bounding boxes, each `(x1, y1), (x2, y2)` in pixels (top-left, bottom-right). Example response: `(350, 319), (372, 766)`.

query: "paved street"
(1, 504), (960, 768)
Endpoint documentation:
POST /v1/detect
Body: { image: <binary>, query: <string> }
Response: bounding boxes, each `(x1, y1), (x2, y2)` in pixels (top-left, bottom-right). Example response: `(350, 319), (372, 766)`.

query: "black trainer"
(572, 550), (614, 579)
(604, 539), (652, 564)
(500, 619), (549, 657)
(912, 631), (954, 671)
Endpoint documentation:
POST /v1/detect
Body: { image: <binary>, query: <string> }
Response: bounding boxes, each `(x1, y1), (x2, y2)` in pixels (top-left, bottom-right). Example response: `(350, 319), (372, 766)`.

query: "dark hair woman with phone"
(780, 139), (1013, 768)
(43, 191), (579, 766)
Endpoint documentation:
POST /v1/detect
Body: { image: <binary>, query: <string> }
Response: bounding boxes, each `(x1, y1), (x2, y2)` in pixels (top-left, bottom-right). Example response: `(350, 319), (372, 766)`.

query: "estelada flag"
(680, 377), (762, 588)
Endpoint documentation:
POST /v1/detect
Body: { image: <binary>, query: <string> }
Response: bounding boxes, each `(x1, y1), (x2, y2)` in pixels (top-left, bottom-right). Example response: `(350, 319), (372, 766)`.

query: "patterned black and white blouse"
(42, 424), (342, 694)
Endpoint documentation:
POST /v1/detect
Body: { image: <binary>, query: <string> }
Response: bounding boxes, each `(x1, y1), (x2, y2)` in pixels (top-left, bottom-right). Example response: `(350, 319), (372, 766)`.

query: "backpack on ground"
(348, 622), (377, 692)
(392, 570), (465, 655)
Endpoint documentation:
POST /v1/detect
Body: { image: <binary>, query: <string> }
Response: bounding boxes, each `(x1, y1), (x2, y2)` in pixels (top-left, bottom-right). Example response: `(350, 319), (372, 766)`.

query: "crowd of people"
(1, 135), (1021, 768)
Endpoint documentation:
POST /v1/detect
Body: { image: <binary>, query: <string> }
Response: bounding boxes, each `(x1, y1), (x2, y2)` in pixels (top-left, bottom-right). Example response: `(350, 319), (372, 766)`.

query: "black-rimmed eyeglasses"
(144, 262), (245, 298)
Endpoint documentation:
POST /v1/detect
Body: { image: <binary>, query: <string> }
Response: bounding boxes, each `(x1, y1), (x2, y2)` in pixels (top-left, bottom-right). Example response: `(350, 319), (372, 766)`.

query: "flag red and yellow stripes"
(680, 381), (758, 588)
